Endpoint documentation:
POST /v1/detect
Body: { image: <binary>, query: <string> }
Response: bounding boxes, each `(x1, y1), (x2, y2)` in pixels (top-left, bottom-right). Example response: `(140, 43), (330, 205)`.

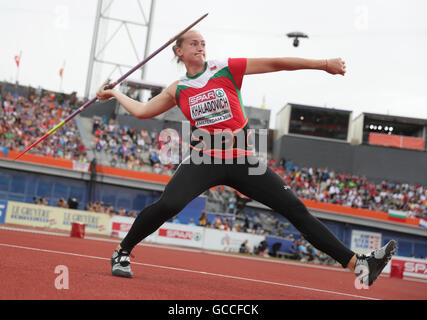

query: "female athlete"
(97, 30), (396, 287)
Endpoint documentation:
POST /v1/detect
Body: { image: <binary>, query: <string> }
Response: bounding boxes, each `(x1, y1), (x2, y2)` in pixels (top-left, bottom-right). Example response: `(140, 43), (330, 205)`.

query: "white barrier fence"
(111, 216), (265, 253)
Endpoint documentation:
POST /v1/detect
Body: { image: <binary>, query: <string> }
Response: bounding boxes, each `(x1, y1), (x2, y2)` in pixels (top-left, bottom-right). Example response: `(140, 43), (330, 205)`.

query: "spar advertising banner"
(0, 200), (7, 224)
(382, 256), (427, 280)
(203, 228), (265, 253)
(110, 217), (265, 252)
(151, 223), (205, 248)
(390, 256), (427, 280)
(4, 201), (110, 235)
(350, 229), (382, 255)
(110, 215), (159, 243)
(111, 215), (135, 239)
(110, 217), (205, 248)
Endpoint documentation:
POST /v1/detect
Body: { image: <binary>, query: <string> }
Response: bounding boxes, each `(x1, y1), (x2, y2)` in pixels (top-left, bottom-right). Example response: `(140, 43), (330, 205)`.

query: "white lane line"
(0, 242), (379, 300)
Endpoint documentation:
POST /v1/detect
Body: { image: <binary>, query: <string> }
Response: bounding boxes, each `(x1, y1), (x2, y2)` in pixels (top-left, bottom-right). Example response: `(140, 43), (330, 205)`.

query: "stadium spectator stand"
(267, 158), (427, 220)
(0, 91), (89, 162)
(91, 116), (179, 175)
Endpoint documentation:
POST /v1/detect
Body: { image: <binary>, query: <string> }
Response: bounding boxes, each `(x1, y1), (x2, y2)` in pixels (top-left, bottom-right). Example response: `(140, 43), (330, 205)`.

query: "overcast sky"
(0, 0), (426, 128)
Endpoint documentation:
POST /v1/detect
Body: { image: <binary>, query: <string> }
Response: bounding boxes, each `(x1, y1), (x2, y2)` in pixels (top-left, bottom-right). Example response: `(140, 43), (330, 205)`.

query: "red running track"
(0, 227), (426, 300)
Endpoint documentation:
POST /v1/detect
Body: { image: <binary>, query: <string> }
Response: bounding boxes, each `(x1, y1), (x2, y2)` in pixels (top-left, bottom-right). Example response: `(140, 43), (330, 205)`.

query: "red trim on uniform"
(228, 58), (247, 89)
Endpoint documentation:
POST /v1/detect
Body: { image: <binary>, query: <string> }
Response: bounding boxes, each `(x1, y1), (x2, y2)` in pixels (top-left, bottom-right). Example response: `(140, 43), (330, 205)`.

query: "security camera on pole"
(286, 32), (309, 47)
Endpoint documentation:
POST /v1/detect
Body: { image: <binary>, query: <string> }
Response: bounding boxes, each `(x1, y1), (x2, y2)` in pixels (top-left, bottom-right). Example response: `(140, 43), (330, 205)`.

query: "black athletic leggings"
(120, 155), (355, 268)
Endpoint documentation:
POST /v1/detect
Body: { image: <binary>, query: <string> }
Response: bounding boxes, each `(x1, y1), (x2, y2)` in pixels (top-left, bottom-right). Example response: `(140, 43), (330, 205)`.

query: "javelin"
(14, 13), (209, 161)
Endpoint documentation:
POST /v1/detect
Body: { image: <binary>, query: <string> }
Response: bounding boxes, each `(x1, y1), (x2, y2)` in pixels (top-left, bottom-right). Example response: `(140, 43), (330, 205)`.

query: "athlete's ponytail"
(172, 41), (183, 64)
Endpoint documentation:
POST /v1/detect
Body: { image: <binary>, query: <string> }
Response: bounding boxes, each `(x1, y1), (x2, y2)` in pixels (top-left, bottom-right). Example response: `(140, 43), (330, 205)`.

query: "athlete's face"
(177, 31), (206, 65)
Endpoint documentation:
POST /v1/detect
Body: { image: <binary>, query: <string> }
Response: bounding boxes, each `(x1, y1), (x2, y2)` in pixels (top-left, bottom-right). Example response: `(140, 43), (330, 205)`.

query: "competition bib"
(189, 88), (233, 127)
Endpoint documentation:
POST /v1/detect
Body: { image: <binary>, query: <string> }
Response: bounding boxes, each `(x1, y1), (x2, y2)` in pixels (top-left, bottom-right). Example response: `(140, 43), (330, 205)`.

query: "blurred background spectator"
(239, 239), (251, 254)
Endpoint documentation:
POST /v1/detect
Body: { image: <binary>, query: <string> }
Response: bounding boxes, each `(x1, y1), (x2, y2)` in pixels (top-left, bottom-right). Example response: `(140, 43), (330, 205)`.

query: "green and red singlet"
(175, 58), (254, 159)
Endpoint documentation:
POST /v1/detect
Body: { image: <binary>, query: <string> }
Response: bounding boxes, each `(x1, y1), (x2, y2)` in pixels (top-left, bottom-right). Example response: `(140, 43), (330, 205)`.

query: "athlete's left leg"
(224, 156), (355, 268)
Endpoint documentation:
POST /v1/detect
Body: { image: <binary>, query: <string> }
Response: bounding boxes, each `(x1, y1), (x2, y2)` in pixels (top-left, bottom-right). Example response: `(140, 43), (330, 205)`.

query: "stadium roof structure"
(243, 105), (271, 129)
(275, 102), (353, 142)
(352, 112), (427, 149)
(280, 102), (352, 115)
(121, 79), (165, 91)
(355, 112), (427, 125)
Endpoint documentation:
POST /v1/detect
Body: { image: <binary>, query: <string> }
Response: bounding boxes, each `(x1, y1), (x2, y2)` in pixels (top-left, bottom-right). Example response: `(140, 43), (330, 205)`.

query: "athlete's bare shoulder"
(164, 80), (179, 98)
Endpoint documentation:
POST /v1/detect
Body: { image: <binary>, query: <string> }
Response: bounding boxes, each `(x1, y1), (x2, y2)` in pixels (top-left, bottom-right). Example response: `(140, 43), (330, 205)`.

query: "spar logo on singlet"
(189, 88), (233, 127)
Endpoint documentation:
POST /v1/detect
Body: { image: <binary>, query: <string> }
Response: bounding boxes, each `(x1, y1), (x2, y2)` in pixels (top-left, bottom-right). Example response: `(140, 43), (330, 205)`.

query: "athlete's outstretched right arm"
(96, 81), (178, 119)
(245, 57), (346, 76)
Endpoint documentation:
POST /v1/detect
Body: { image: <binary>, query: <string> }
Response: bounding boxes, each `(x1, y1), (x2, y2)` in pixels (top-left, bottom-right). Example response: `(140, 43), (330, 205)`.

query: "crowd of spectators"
(197, 211), (237, 231)
(32, 195), (138, 218)
(33, 196), (48, 206)
(268, 158), (427, 219)
(196, 210), (273, 235)
(0, 91), (89, 162)
(283, 235), (335, 265)
(91, 117), (180, 175)
(33, 196), (69, 208)
(195, 210), (334, 264)
(85, 200), (138, 218)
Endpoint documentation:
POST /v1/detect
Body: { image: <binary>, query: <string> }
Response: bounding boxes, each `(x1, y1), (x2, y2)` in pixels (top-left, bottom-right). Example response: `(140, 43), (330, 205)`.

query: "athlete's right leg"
(119, 157), (226, 253)
(223, 156), (396, 286)
(223, 156), (356, 268)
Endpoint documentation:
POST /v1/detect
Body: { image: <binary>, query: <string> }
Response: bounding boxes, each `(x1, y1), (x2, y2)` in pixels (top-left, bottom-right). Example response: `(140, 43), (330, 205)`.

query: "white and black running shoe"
(111, 249), (133, 278)
(355, 240), (397, 287)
